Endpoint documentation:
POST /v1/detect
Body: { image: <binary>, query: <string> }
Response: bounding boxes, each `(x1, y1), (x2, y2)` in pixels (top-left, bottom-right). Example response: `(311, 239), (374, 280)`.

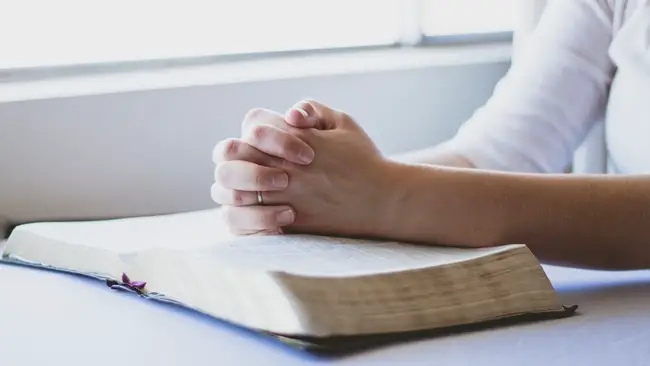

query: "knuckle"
(249, 124), (269, 142)
(231, 190), (245, 206)
(222, 138), (240, 159)
(214, 138), (240, 162)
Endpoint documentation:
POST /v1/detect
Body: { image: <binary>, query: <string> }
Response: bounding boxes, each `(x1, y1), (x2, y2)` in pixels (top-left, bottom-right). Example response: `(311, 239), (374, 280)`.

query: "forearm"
(380, 162), (650, 270)
(390, 142), (475, 169)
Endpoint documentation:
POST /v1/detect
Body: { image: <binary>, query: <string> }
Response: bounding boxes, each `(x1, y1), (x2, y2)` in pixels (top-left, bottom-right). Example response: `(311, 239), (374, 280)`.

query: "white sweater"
(446, 0), (650, 174)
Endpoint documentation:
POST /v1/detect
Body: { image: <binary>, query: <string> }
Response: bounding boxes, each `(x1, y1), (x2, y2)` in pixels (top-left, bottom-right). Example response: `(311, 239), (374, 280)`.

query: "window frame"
(421, 31), (513, 45)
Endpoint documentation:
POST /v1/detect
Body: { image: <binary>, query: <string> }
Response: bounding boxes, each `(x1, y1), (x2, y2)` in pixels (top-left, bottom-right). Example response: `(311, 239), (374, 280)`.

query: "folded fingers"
(243, 124), (313, 165)
(215, 160), (288, 192)
(241, 108), (314, 165)
(211, 184), (283, 207)
(221, 205), (295, 235)
(212, 138), (274, 165)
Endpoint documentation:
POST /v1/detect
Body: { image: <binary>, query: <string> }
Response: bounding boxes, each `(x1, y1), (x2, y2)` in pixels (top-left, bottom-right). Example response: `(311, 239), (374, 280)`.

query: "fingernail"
(272, 173), (289, 188)
(298, 149), (314, 164)
(277, 209), (295, 226)
(296, 108), (309, 118)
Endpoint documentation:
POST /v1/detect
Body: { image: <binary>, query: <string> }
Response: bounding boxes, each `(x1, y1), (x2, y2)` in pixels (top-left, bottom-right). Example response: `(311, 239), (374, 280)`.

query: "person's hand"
(277, 101), (395, 238)
(211, 101), (323, 235)
(216, 100), (397, 238)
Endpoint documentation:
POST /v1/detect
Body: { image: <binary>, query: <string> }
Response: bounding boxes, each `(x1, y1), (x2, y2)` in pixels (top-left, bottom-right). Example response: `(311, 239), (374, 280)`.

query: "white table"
(2, 261), (650, 366)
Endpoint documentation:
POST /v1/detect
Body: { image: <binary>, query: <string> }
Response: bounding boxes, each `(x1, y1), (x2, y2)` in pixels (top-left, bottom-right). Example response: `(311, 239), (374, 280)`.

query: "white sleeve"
(445, 0), (617, 173)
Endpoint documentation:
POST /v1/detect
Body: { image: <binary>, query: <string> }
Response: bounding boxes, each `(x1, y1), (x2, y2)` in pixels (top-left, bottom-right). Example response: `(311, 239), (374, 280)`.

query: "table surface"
(2, 258), (650, 366)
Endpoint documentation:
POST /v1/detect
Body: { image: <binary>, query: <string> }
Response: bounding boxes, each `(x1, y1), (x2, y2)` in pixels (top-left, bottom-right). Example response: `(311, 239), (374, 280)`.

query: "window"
(0, 0), (513, 72)
(421, 0), (514, 36)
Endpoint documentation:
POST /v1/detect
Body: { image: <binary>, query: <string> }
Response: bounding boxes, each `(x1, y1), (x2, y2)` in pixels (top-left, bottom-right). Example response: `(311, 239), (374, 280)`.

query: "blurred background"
(1, 0), (513, 68)
(0, 0), (543, 232)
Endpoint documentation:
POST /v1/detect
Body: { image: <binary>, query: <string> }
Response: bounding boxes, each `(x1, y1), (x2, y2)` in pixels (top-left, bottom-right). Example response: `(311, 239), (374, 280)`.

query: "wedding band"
(256, 191), (264, 205)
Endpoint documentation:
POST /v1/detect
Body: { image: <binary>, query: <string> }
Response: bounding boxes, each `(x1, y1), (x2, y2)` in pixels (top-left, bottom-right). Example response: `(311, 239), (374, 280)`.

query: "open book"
(1, 209), (575, 352)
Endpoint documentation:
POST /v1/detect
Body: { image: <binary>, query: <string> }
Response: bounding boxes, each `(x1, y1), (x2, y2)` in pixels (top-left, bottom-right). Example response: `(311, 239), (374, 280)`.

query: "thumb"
(285, 99), (335, 130)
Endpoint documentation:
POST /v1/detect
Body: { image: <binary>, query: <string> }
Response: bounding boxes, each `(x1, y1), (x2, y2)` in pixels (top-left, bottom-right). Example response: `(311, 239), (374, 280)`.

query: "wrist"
(369, 159), (421, 240)
(369, 161), (512, 247)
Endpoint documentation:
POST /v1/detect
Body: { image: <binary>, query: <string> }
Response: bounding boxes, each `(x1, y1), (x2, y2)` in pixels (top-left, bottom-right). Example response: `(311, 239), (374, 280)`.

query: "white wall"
(0, 59), (510, 228)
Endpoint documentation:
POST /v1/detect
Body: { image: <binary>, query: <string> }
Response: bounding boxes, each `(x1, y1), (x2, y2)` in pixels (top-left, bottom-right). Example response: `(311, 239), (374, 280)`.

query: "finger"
(241, 108), (286, 134)
(211, 184), (258, 206)
(284, 105), (319, 129)
(215, 161), (289, 191)
(286, 100), (333, 130)
(243, 124), (314, 165)
(211, 183), (285, 206)
(222, 205), (295, 232)
(294, 99), (318, 118)
(302, 99), (359, 131)
(219, 208), (283, 236)
(212, 138), (275, 165)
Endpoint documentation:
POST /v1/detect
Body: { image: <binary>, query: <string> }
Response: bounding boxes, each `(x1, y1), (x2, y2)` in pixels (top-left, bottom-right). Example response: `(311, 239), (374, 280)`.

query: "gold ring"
(257, 191), (264, 205)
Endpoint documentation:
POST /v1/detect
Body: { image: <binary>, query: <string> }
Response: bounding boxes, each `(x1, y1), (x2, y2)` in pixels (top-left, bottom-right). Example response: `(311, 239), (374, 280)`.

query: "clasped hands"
(212, 100), (395, 238)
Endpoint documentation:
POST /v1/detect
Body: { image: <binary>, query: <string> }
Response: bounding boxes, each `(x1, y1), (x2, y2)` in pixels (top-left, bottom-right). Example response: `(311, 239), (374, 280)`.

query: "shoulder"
(545, 0), (633, 26)
(537, 0), (641, 44)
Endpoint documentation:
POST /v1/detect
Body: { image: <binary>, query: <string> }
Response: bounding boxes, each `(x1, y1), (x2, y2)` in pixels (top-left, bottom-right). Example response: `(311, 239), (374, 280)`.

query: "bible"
(1, 209), (575, 352)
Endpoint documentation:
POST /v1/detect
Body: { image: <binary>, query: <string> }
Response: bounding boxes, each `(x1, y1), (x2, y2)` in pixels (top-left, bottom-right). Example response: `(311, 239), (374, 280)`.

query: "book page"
(10, 209), (230, 253)
(9, 208), (520, 277)
(196, 234), (520, 276)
